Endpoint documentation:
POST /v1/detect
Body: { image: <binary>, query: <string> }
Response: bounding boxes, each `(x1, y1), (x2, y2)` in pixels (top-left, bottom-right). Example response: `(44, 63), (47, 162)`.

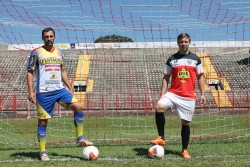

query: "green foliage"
(94, 34), (134, 43)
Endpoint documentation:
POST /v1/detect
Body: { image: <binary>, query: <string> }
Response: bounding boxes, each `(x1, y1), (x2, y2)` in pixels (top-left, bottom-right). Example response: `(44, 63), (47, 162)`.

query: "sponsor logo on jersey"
(45, 80), (60, 84)
(40, 57), (63, 65)
(187, 59), (193, 65)
(178, 68), (190, 82)
(171, 60), (179, 67)
(49, 72), (58, 80)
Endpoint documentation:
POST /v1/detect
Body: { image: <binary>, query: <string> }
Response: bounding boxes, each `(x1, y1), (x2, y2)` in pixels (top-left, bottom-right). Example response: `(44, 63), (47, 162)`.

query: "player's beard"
(45, 40), (54, 46)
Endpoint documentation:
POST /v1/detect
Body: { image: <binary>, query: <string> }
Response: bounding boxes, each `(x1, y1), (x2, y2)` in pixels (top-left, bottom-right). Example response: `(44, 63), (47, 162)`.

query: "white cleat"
(40, 154), (50, 161)
(76, 139), (93, 147)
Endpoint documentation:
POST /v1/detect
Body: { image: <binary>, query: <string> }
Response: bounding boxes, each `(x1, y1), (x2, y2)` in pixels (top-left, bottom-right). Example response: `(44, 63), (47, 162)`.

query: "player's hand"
(160, 93), (165, 98)
(69, 88), (74, 95)
(28, 92), (36, 103)
(200, 95), (206, 105)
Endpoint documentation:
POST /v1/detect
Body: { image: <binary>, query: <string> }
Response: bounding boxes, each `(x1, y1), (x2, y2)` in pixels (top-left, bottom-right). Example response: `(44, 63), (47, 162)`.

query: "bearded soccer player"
(27, 27), (93, 161)
(150, 33), (206, 159)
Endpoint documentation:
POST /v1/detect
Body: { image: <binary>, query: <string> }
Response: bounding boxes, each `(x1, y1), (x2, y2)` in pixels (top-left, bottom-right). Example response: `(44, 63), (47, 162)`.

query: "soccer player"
(150, 33), (206, 159)
(27, 27), (93, 161)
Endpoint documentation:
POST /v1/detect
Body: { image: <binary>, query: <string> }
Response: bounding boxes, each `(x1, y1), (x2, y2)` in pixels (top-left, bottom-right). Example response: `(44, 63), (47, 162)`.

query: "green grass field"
(0, 113), (249, 166)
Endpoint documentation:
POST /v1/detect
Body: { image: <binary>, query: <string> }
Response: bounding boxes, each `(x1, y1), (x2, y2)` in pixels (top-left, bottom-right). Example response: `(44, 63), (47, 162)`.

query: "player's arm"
(161, 58), (171, 98)
(27, 71), (36, 103)
(61, 65), (74, 94)
(27, 51), (37, 104)
(197, 74), (206, 105)
(160, 75), (170, 98)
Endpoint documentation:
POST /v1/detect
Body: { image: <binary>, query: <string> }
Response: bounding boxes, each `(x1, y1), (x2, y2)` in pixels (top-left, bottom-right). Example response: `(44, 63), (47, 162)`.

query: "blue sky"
(0, 0), (250, 45)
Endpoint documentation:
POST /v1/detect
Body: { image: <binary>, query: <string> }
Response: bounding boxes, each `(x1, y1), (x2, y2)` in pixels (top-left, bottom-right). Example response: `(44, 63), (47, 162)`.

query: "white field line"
(0, 154), (249, 163)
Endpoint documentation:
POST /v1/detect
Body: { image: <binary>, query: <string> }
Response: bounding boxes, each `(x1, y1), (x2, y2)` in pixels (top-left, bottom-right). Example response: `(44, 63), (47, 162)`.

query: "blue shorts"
(36, 88), (78, 119)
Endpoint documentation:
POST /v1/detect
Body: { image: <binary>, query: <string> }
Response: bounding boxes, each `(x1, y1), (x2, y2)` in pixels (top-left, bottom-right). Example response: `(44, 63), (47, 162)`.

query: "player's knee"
(155, 104), (167, 113)
(38, 119), (47, 126)
(71, 102), (84, 112)
(181, 119), (190, 125)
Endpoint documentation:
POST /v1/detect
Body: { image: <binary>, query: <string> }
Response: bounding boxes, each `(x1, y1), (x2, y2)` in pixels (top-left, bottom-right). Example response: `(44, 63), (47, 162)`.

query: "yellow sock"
(37, 125), (47, 155)
(39, 138), (46, 154)
(74, 112), (84, 140)
(76, 123), (83, 140)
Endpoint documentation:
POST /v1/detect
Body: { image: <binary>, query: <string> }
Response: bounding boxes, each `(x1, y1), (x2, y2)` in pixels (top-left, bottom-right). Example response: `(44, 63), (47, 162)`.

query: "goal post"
(0, 0), (249, 146)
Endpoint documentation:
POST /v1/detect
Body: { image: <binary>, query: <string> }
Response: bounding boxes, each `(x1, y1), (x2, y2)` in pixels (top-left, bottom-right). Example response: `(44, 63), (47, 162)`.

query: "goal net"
(0, 0), (249, 146)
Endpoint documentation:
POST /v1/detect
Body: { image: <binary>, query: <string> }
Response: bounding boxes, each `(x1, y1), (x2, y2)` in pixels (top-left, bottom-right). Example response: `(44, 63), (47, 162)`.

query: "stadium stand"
(210, 52), (249, 90)
(0, 48), (249, 112)
(0, 50), (30, 112)
(210, 52), (250, 108)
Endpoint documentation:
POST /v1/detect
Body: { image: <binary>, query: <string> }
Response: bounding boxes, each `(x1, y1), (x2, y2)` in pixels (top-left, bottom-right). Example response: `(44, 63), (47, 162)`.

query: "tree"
(94, 34), (134, 43)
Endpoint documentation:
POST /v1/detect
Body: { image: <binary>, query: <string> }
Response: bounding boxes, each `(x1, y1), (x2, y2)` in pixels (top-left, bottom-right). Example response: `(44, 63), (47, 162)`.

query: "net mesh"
(0, 0), (249, 145)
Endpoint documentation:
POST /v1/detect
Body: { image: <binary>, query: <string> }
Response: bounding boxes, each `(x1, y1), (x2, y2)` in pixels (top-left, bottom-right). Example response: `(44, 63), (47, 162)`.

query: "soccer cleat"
(40, 154), (50, 161)
(150, 136), (166, 146)
(76, 139), (93, 147)
(181, 149), (192, 159)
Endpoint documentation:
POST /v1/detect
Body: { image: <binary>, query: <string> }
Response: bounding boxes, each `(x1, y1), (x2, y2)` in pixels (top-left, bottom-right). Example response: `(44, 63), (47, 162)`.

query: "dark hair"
(42, 27), (55, 37)
(177, 33), (191, 42)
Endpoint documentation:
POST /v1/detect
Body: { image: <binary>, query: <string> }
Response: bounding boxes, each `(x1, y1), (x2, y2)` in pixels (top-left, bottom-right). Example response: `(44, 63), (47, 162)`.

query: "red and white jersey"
(27, 47), (66, 93)
(163, 51), (204, 99)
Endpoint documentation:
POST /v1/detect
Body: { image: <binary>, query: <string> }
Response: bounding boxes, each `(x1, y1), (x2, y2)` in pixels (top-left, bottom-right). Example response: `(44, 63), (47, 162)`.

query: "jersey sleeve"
(27, 51), (38, 72)
(196, 57), (204, 75)
(163, 59), (172, 75)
